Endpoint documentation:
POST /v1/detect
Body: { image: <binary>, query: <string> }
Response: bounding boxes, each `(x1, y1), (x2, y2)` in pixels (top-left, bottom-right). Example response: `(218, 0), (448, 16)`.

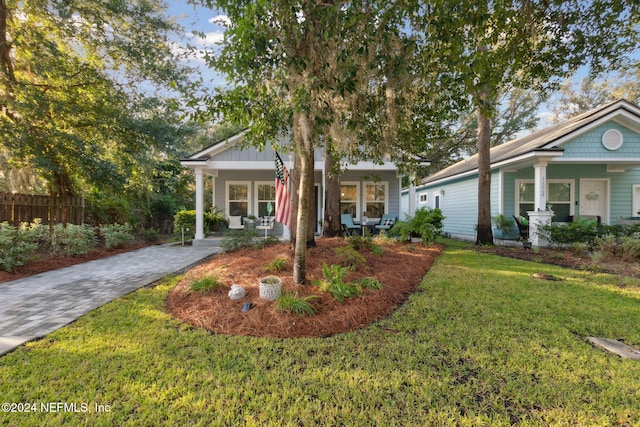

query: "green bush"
(174, 210), (197, 239)
(275, 292), (318, 315)
(220, 228), (261, 252)
(317, 263), (362, 302)
(50, 224), (96, 257)
(140, 228), (161, 243)
(620, 237), (640, 261)
(359, 277), (384, 290)
(389, 207), (444, 244)
(173, 208), (229, 239)
(266, 257), (288, 273)
(346, 234), (372, 251)
(100, 223), (135, 249)
(0, 222), (38, 272)
(538, 218), (597, 249)
(334, 245), (366, 270)
(190, 276), (222, 293)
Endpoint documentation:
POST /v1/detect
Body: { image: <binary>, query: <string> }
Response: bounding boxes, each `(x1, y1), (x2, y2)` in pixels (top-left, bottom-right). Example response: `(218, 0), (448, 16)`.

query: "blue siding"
(561, 123), (640, 159)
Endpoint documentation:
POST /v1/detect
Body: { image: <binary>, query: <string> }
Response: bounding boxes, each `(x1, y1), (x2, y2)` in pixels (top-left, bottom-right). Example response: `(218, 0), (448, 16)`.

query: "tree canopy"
(0, 0), (196, 203)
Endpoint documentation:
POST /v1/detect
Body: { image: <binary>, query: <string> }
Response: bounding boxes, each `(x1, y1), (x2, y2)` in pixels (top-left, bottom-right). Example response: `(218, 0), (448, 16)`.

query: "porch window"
(516, 180), (574, 221)
(548, 181), (573, 222)
(256, 182), (276, 217)
(340, 183), (359, 217)
(364, 182), (388, 218)
(517, 181), (534, 217)
(227, 182), (249, 217)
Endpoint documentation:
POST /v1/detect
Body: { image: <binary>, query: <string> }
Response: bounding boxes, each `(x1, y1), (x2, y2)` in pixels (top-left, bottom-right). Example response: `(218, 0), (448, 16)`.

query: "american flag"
(275, 152), (291, 228)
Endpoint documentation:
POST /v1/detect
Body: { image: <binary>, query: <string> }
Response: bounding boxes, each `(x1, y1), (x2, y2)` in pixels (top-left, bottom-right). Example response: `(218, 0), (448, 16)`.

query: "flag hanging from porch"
(275, 152), (291, 228)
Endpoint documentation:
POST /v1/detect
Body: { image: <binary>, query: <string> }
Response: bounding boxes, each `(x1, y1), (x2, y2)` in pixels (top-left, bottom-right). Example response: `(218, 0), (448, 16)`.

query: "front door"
(580, 179), (608, 223)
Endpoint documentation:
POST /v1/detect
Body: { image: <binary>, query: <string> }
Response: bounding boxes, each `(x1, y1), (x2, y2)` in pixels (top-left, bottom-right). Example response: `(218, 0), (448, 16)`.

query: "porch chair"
(228, 215), (244, 230)
(512, 215), (529, 240)
(341, 214), (360, 236)
(256, 216), (275, 237)
(375, 214), (397, 233)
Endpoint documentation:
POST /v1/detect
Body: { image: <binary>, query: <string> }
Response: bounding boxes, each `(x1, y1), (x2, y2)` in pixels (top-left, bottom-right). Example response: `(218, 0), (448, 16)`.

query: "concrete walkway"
(0, 243), (221, 357)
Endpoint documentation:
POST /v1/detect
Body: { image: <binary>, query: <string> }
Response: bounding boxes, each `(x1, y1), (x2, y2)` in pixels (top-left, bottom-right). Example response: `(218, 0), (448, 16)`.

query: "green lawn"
(2, 240), (640, 426)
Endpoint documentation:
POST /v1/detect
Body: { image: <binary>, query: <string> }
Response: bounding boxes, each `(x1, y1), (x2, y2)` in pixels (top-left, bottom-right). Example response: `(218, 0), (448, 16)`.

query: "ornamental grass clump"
(190, 275), (222, 293)
(275, 291), (318, 315)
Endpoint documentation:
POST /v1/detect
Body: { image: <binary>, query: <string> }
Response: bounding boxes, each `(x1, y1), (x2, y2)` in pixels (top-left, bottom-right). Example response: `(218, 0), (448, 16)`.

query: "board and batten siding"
(340, 170), (401, 219)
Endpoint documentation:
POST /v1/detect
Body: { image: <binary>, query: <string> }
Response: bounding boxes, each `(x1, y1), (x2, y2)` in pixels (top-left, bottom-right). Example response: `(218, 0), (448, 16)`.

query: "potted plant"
(259, 276), (282, 300)
(492, 214), (513, 239)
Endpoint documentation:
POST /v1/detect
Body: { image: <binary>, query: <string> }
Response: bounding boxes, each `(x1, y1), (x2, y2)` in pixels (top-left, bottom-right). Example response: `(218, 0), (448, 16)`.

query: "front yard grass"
(1, 239), (640, 426)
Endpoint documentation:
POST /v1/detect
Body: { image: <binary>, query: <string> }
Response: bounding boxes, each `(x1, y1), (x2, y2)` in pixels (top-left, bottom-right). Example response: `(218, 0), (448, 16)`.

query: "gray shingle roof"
(422, 99), (639, 184)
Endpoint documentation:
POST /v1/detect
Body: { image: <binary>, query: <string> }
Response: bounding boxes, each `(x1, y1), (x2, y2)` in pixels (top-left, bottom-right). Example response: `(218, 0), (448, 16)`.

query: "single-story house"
(401, 99), (640, 246)
(181, 130), (405, 245)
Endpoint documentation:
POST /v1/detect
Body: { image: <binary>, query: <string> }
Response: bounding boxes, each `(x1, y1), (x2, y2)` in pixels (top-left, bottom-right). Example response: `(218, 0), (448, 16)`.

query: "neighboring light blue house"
(181, 130), (404, 245)
(401, 99), (640, 246)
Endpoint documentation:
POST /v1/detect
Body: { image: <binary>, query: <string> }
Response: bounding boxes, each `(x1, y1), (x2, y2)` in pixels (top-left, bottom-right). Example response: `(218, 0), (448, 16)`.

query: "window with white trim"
(516, 180), (534, 217)
(515, 179), (574, 221)
(364, 182), (388, 218)
(227, 182), (250, 217)
(548, 180), (573, 222)
(256, 182), (276, 217)
(340, 182), (360, 217)
(419, 193), (428, 203)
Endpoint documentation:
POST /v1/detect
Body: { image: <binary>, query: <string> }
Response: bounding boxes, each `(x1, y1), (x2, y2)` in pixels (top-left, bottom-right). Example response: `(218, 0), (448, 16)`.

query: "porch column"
(408, 173), (416, 217)
(533, 161), (548, 211)
(527, 210), (554, 247)
(195, 167), (204, 240)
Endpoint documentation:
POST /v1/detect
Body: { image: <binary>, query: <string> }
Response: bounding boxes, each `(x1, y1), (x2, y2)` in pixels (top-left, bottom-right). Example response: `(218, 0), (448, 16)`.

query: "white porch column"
(194, 167), (204, 240)
(527, 210), (554, 247)
(533, 161), (548, 211)
(408, 173), (417, 217)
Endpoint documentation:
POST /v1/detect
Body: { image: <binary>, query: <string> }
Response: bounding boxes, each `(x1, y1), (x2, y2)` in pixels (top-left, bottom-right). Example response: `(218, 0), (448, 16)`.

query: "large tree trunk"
(323, 142), (341, 237)
(475, 104), (493, 245)
(293, 110), (316, 284)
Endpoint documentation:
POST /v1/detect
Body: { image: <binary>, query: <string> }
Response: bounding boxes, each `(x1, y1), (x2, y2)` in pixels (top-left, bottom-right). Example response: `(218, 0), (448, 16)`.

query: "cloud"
(208, 15), (231, 28)
(197, 31), (225, 47)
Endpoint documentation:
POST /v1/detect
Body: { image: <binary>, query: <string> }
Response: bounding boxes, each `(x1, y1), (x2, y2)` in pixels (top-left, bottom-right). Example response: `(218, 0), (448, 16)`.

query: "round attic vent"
(602, 129), (623, 151)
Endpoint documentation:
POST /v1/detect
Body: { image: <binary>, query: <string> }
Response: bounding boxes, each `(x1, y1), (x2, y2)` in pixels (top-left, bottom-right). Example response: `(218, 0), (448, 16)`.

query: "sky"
(165, 1), (228, 88)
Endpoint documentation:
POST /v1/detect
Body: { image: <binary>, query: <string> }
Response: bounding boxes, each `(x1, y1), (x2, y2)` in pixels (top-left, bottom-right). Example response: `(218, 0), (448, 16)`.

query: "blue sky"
(165, 1), (228, 87)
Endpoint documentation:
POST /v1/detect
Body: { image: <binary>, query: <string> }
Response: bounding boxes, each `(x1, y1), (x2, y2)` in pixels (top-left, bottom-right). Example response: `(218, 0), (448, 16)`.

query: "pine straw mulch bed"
(166, 238), (443, 338)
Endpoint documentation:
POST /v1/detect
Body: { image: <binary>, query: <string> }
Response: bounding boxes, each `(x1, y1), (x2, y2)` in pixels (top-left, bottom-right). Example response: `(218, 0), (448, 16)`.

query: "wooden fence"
(0, 192), (85, 227)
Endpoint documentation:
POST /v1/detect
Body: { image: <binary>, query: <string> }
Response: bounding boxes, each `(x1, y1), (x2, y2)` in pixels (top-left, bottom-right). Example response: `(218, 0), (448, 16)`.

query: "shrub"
(140, 228), (161, 243)
(334, 245), (366, 270)
(220, 228), (261, 252)
(317, 263), (362, 302)
(371, 244), (385, 256)
(50, 224), (96, 257)
(620, 237), (640, 261)
(539, 218), (601, 249)
(389, 207), (444, 244)
(100, 223), (135, 249)
(0, 222), (38, 272)
(347, 234), (373, 251)
(360, 277), (384, 290)
(190, 276), (222, 293)
(275, 292), (318, 315)
(174, 210), (197, 239)
(174, 208), (229, 238)
(20, 218), (50, 248)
